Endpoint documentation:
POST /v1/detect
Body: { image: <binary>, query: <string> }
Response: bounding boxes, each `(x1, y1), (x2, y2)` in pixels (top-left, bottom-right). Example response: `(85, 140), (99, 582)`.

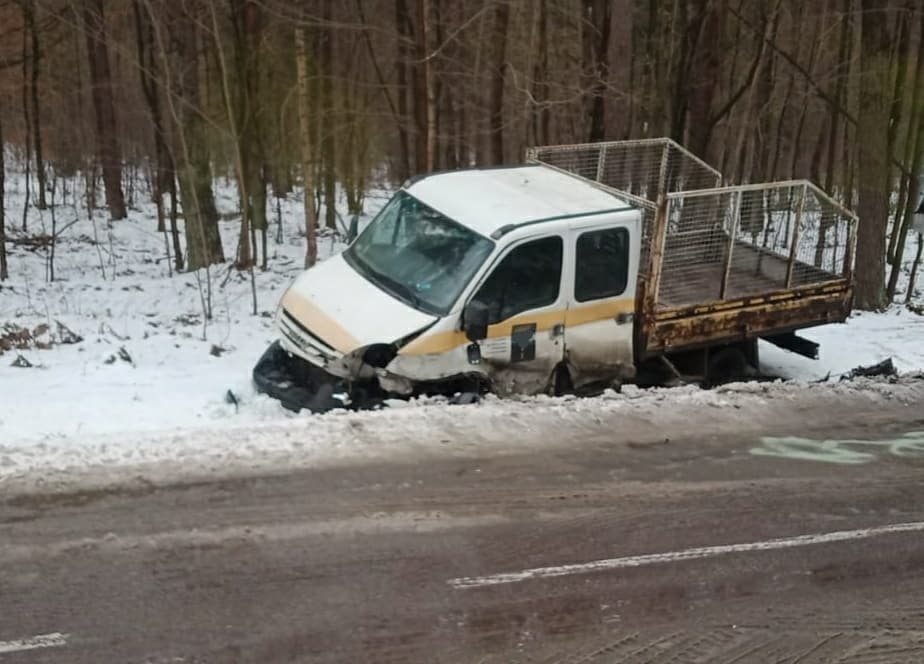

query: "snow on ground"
(761, 307), (924, 380)
(1, 174), (388, 442)
(1, 169), (923, 491)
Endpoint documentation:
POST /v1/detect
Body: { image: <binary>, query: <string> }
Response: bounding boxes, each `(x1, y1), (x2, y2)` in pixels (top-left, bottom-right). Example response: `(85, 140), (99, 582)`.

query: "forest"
(0, 0), (922, 312)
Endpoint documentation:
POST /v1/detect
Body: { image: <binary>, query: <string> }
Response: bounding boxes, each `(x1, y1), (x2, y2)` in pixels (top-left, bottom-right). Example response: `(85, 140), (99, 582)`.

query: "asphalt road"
(2, 398), (924, 662)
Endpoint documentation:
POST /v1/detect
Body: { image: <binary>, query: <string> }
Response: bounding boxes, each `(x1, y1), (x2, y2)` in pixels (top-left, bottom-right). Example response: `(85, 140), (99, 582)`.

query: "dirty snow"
(1, 170), (924, 492)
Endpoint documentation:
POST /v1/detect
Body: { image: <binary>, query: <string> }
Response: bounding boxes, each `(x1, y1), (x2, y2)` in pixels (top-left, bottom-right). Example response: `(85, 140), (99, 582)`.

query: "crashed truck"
(253, 138), (858, 412)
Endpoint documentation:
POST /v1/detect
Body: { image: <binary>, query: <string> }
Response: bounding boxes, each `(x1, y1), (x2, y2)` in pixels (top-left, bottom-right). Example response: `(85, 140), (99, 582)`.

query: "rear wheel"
(706, 342), (758, 385)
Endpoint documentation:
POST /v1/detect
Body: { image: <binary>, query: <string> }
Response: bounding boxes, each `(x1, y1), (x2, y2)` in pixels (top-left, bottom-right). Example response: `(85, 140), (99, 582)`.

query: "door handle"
(616, 312), (634, 325)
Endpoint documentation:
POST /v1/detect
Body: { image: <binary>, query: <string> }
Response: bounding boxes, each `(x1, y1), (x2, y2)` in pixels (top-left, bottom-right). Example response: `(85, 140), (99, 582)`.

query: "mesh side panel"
(792, 187), (853, 286)
(724, 187), (798, 299)
(659, 191), (738, 306)
(527, 140), (855, 308)
(658, 183), (854, 309)
(529, 139), (721, 278)
(529, 138), (721, 202)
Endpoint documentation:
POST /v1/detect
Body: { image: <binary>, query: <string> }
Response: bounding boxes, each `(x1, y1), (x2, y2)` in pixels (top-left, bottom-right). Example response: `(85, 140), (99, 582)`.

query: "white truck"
(253, 138), (857, 411)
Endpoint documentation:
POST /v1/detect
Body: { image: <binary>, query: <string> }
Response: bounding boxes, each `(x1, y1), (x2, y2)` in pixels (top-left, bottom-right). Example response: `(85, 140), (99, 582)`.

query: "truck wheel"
(706, 346), (749, 385)
(552, 364), (573, 396)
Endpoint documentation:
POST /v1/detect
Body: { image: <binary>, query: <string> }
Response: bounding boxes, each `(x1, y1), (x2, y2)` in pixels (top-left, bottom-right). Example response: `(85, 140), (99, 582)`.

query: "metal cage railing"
(527, 138), (722, 277)
(527, 139), (857, 310)
(653, 181), (857, 309)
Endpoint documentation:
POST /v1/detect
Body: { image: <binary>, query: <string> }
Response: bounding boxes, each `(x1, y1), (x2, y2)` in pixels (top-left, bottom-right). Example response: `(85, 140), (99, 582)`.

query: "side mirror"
(463, 301), (490, 342)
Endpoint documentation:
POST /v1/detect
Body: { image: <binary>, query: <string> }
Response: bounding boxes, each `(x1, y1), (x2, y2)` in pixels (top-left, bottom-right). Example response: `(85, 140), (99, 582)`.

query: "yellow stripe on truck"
(400, 298), (636, 356)
(280, 289), (360, 355)
(398, 329), (468, 356)
(564, 298), (635, 326)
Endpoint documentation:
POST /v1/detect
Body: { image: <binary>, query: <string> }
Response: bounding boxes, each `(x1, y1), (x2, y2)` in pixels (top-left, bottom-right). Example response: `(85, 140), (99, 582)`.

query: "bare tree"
(81, 0), (127, 220)
(581, 0), (612, 141)
(295, 24), (318, 268)
(683, 0), (724, 160)
(393, 0), (414, 178)
(320, 0), (337, 230)
(854, 0), (892, 310)
(21, 0), (47, 210)
(133, 0), (182, 272)
(0, 101), (7, 282)
(165, 0), (224, 271)
(488, 0), (509, 165)
(419, 0), (436, 172)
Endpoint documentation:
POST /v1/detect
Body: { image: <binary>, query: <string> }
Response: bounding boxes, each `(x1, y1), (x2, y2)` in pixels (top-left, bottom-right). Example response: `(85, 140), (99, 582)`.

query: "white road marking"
(0, 632), (68, 654)
(448, 521), (924, 589)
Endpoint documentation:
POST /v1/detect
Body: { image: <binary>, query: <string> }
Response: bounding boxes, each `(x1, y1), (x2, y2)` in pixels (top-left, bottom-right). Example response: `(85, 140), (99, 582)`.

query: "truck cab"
(266, 164), (643, 407)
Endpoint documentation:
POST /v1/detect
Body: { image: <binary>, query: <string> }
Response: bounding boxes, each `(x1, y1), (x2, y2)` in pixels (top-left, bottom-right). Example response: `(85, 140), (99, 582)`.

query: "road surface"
(2, 389), (924, 662)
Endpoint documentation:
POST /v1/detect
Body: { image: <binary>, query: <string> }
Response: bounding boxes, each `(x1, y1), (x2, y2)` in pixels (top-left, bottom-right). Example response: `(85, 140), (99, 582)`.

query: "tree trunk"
(295, 26), (318, 268)
(23, 2), (47, 210)
(233, 0), (268, 269)
(887, 4), (924, 270)
(82, 0), (127, 220)
(488, 1), (510, 165)
(420, 0), (437, 172)
(320, 0), (337, 230)
(906, 233), (923, 304)
(20, 13), (31, 232)
(393, 0), (413, 179)
(886, 96), (924, 299)
(811, 2), (849, 268)
(133, 0), (182, 271)
(854, 0), (892, 310)
(0, 105), (6, 281)
(171, 3), (223, 271)
(684, 0), (723, 160)
(582, 0), (613, 141)
(535, 0), (550, 145)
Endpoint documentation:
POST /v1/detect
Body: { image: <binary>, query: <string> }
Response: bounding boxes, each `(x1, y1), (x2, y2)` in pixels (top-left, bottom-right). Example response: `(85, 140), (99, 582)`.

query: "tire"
(706, 346), (749, 385)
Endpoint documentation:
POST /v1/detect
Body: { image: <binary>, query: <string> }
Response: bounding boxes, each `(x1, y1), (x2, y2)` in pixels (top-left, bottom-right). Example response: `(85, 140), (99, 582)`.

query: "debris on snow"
(10, 354), (34, 368)
(225, 389), (240, 413)
(56, 321), (83, 345)
(840, 358), (897, 382)
(104, 347), (135, 366)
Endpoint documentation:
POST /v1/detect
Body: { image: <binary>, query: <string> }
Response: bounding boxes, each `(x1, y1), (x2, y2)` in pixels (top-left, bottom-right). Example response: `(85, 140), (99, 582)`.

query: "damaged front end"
(252, 340), (396, 413)
(254, 301), (434, 412)
(253, 327), (487, 413)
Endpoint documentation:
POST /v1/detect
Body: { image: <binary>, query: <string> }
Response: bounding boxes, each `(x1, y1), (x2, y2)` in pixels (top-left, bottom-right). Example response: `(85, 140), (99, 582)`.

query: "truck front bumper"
(253, 341), (383, 413)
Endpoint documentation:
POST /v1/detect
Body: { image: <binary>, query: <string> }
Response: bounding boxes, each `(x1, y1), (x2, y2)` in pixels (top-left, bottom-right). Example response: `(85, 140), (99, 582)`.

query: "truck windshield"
(344, 191), (494, 316)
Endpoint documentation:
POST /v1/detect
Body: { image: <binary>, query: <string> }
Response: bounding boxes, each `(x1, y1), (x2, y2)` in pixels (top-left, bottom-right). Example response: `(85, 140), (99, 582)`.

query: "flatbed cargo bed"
(527, 139), (857, 359)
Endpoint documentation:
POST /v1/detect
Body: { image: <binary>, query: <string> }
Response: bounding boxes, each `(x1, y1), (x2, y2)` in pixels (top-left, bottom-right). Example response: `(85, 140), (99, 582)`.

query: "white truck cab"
(270, 164), (642, 404)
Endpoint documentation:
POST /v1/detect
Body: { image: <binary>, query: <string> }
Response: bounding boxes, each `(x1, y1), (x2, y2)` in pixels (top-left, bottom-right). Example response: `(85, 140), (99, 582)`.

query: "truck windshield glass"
(345, 191), (495, 315)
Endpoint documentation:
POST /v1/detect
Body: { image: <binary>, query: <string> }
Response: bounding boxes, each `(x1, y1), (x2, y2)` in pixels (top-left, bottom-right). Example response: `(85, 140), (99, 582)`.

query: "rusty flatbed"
(527, 139), (857, 362)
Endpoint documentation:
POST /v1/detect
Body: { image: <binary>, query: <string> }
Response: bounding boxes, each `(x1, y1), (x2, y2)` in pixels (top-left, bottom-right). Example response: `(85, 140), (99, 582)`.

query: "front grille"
(279, 309), (341, 364)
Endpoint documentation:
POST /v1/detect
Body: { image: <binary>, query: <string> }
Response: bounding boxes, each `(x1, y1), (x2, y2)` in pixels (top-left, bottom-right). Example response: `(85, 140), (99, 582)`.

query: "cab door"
(563, 216), (641, 388)
(465, 234), (568, 395)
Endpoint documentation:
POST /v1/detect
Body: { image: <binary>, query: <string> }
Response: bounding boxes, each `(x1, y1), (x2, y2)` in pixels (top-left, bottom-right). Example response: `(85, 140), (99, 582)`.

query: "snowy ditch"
(2, 376), (924, 495)
(1, 176), (924, 493)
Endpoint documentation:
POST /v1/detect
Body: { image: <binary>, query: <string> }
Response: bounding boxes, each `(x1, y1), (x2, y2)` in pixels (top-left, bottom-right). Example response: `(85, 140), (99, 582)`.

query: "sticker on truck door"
(510, 323), (537, 363)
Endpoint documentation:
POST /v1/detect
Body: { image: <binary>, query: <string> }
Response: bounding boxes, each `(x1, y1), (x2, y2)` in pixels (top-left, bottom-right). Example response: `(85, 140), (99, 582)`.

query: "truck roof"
(404, 164), (634, 239)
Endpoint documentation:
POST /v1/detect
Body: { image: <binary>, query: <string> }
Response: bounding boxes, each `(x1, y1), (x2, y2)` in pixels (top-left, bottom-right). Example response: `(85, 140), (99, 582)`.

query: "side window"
(472, 236), (563, 324)
(575, 228), (629, 302)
